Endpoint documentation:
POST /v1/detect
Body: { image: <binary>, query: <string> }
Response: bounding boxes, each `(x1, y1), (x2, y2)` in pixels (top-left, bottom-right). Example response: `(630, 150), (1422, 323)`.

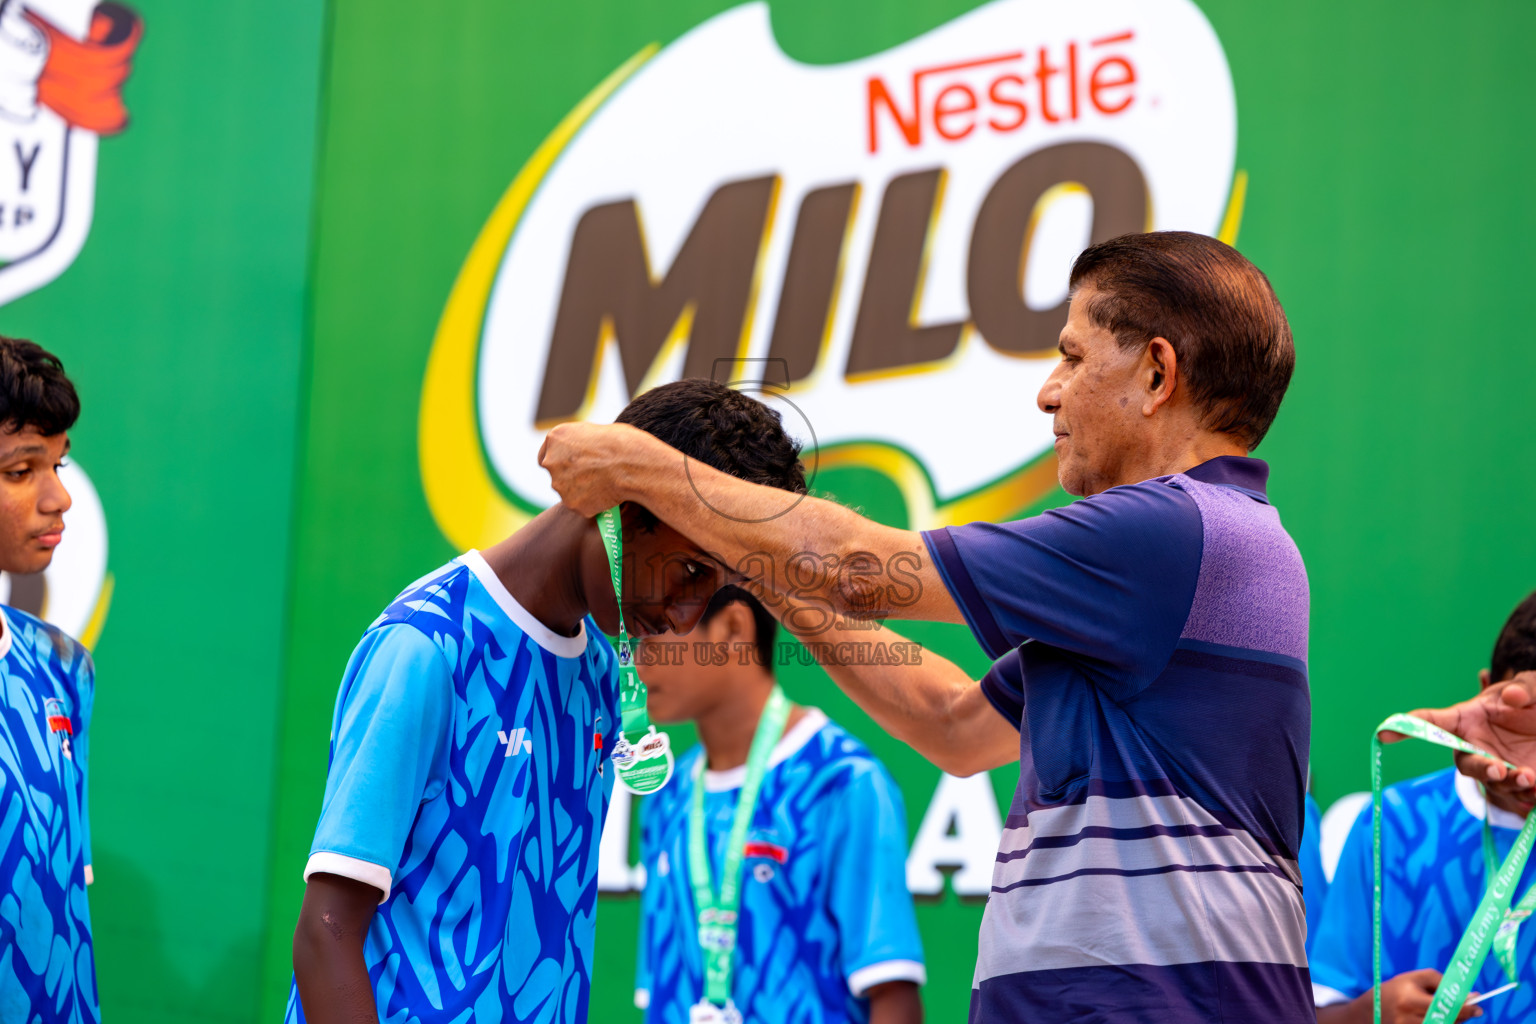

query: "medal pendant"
(689, 1001), (741, 1024)
(615, 726), (674, 795)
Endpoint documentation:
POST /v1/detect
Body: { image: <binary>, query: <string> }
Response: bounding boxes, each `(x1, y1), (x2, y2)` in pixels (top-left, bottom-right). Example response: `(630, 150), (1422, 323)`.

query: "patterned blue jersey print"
(286, 552), (620, 1024)
(1310, 768), (1536, 1023)
(0, 606), (97, 1024)
(636, 712), (924, 1024)
(1300, 792), (1327, 958)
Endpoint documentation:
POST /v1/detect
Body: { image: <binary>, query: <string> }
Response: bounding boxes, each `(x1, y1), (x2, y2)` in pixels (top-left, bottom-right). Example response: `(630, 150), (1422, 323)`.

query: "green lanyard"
(1372, 713), (1536, 1023)
(1481, 797), (1536, 987)
(689, 686), (791, 1010)
(596, 506), (674, 795)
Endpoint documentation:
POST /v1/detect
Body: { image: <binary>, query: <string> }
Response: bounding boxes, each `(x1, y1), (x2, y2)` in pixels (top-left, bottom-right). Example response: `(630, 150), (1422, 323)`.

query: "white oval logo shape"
(421, 0), (1237, 546)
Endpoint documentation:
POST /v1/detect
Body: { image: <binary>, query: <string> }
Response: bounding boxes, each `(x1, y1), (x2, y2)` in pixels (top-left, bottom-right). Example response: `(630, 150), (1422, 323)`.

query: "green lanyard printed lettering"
(597, 506), (674, 795)
(1372, 713), (1536, 1023)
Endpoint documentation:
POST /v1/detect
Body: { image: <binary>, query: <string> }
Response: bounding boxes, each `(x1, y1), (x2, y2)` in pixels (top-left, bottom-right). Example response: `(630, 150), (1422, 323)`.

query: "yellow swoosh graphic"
(419, 45), (659, 551)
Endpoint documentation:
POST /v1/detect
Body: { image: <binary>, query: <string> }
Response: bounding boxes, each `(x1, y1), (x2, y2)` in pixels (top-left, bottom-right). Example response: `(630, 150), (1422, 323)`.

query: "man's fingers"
(1397, 706), (1460, 742)
(1454, 752), (1509, 783)
(1499, 680), (1535, 709)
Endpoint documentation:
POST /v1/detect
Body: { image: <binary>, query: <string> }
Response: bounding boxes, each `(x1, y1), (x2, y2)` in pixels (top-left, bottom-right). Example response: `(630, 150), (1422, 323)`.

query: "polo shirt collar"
(1183, 455), (1270, 502)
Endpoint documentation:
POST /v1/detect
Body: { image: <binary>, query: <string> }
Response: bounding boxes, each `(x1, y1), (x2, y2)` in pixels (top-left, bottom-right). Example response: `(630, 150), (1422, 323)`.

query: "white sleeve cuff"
(848, 959), (926, 996)
(634, 989), (651, 1009)
(304, 852), (393, 903)
(83, 864), (93, 886)
(1313, 982), (1352, 1008)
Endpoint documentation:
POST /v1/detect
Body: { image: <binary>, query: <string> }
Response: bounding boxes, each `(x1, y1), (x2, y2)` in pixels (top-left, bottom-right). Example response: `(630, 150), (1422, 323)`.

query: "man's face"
(0, 426), (71, 575)
(620, 520), (731, 639)
(1037, 286), (1151, 497)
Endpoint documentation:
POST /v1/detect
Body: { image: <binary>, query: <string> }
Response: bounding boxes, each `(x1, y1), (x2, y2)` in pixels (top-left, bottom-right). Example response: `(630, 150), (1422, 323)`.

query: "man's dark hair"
(700, 584), (777, 671)
(0, 336), (79, 436)
(616, 379), (808, 516)
(1492, 591), (1536, 682)
(1069, 231), (1294, 449)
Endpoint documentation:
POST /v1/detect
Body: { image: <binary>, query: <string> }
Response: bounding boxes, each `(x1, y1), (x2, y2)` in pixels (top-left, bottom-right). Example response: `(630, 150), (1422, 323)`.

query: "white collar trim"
(702, 707), (828, 792)
(1455, 769), (1528, 830)
(0, 607), (12, 660)
(461, 549), (588, 658)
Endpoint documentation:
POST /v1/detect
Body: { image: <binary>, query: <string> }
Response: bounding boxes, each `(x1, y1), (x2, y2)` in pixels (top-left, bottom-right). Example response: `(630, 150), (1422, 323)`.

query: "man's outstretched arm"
(539, 422), (963, 624)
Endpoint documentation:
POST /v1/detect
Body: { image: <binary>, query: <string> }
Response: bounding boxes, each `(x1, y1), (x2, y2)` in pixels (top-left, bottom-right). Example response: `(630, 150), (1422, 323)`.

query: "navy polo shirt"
(924, 456), (1312, 1024)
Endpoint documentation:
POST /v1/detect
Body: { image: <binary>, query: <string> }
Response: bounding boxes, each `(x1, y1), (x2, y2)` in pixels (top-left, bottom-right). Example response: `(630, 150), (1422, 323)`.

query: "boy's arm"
(291, 625), (454, 1021)
(1315, 971), (1481, 1024)
(539, 422), (960, 624)
(829, 762), (928, 1009)
(867, 981), (923, 1024)
(293, 873), (381, 1024)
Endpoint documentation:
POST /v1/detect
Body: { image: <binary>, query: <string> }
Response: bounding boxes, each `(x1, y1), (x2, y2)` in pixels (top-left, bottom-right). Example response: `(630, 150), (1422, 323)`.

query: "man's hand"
(1316, 970), (1481, 1024)
(1393, 673), (1536, 811)
(538, 422), (659, 517)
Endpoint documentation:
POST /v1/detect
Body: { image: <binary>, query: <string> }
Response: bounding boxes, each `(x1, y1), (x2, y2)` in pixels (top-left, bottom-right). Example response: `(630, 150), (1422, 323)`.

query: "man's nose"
(1038, 369), (1063, 414)
(666, 599), (709, 637)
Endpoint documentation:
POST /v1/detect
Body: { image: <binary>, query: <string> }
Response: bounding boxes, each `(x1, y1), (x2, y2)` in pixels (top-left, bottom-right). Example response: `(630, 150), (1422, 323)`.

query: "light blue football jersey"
(1300, 792), (1327, 958)
(285, 551), (620, 1024)
(635, 710), (925, 1024)
(0, 606), (97, 1024)
(1310, 767), (1536, 1022)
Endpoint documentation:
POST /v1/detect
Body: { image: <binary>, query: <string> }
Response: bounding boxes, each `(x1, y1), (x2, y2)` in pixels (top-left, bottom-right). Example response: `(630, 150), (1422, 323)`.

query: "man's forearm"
(785, 619), (1017, 776)
(543, 422), (960, 622)
(624, 436), (945, 618)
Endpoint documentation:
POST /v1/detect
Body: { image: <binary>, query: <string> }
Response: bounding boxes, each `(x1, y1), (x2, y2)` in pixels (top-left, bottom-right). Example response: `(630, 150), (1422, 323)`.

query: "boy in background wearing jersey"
(1311, 591), (1536, 1024)
(289, 381), (807, 1024)
(0, 337), (95, 1022)
(634, 586), (924, 1024)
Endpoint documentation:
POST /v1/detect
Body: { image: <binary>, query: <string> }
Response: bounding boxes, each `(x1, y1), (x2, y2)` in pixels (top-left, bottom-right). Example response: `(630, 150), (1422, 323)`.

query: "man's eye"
(5, 469), (29, 480)
(685, 563), (701, 577)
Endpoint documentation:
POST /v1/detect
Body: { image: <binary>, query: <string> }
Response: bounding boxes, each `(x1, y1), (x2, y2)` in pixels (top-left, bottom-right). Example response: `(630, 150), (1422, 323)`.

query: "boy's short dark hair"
(1492, 591), (1536, 682)
(0, 336), (79, 436)
(700, 584), (777, 671)
(1069, 231), (1294, 450)
(616, 379), (807, 517)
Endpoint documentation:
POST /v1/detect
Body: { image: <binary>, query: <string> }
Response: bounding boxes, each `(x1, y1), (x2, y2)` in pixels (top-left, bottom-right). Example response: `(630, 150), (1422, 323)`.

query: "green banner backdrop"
(1, 1), (1533, 1022)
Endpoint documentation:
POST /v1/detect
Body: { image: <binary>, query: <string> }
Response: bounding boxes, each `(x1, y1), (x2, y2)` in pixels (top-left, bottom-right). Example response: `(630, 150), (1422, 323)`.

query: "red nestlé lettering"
(866, 30), (1137, 154)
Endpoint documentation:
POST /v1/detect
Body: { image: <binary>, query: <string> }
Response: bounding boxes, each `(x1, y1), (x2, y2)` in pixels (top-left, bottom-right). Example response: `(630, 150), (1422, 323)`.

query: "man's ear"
(1480, 668), (1493, 690)
(1142, 337), (1178, 416)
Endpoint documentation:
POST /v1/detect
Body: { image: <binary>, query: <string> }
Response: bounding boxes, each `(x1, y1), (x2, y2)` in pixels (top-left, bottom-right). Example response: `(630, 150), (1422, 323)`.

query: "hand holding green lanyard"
(597, 506), (675, 796)
(1371, 713), (1536, 1023)
(688, 686), (791, 1024)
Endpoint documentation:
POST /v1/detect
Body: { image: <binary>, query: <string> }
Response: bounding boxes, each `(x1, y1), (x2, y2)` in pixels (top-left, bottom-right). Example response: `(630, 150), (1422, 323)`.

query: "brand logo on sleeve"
(420, 0), (1240, 549)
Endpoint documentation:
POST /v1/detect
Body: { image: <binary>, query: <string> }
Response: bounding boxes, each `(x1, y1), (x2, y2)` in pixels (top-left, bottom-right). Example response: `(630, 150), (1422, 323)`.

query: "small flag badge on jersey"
(743, 841), (788, 864)
(44, 697), (73, 759)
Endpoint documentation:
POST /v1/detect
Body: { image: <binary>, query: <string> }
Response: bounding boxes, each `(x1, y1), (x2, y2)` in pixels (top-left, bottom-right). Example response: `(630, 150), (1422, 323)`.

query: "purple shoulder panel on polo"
(1175, 458), (1309, 665)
